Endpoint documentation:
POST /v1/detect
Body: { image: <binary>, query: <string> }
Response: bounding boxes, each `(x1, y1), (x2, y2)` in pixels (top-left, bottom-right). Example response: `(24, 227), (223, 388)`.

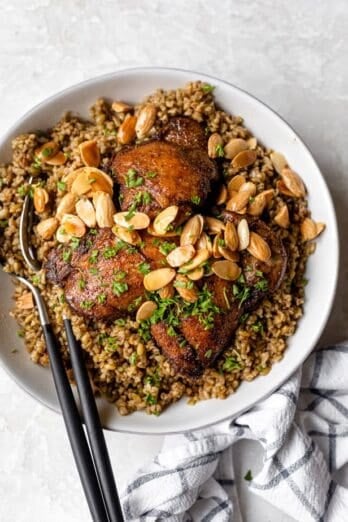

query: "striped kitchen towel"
(121, 342), (348, 521)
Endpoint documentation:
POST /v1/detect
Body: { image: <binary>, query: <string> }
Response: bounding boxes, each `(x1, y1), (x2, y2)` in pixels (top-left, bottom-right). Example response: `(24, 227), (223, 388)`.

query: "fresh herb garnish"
(251, 320), (264, 336)
(158, 241), (176, 256)
(0, 219), (8, 229)
(138, 262), (151, 275)
(70, 237), (80, 250)
(205, 349), (213, 358)
(89, 267), (99, 276)
(244, 470), (253, 482)
(97, 293), (107, 304)
(129, 353), (138, 366)
(202, 83), (215, 93)
(62, 249), (72, 263)
(215, 144), (225, 157)
(115, 318), (126, 326)
(145, 393), (157, 405)
(125, 168), (144, 188)
(191, 195), (201, 205)
(57, 180), (67, 191)
(223, 356), (242, 372)
(112, 281), (128, 297)
(78, 278), (86, 290)
(89, 250), (99, 264)
(80, 299), (94, 310)
(41, 146), (54, 158)
(145, 171), (157, 179)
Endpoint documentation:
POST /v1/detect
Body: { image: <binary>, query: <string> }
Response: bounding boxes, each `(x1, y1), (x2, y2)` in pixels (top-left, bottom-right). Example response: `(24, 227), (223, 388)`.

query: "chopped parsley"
(158, 241), (176, 256)
(244, 470), (253, 482)
(232, 274), (251, 308)
(129, 353), (138, 365)
(239, 312), (249, 324)
(202, 83), (215, 93)
(97, 293), (107, 304)
(89, 267), (99, 276)
(205, 349), (213, 359)
(191, 195), (201, 205)
(215, 144), (225, 157)
(78, 278), (86, 290)
(70, 237), (80, 250)
(223, 356), (242, 372)
(138, 262), (151, 275)
(174, 279), (194, 289)
(89, 250), (99, 264)
(254, 278), (268, 292)
(17, 330), (25, 338)
(115, 318), (126, 326)
(145, 171), (157, 179)
(62, 249), (72, 263)
(127, 296), (143, 312)
(41, 146), (54, 158)
(125, 168), (144, 188)
(251, 320), (264, 336)
(145, 393), (157, 405)
(80, 299), (94, 310)
(217, 238), (225, 247)
(167, 325), (177, 337)
(57, 180), (67, 191)
(31, 274), (41, 285)
(144, 372), (160, 386)
(0, 219), (8, 229)
(112, 281), (128, 297)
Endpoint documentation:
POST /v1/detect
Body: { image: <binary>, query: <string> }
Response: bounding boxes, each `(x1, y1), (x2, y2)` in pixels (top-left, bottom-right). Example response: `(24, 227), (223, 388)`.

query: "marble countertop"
(0, 1), (347, 520)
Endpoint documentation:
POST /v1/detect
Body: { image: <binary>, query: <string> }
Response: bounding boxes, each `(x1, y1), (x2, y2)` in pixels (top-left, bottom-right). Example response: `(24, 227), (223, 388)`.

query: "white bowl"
(0, 67), (339, 434)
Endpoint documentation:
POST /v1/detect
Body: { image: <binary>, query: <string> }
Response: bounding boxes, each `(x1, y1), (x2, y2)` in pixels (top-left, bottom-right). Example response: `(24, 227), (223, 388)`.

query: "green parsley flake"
(145, 171), (157, 179)
(112, 281), (128, 297)
(191, 195), (201, 205)
(223, 356), (242, 372)
(129, 353), (138, 365)
(57, 180), (67, 191)
(41, 146), (54, 158)
(81, 299), (94, 310)
(205, 349), (213, 358)
(70, 237), (80, 250)
(251, 320), (264, 335)
(89, 250), (99, 264)
(138, 262), (151, 275)
(158, 241), (176, 256)
(145, 393), (157, 405)
(202, 83), (215, 93)
(62, 249), (72, 263)
(244, 470), (253, 482)
(215, 144), (225, 157)
(97, 293), (107, 304)
(78, 278), (86, 290)
(0, 220), (8, 229)
(115, 318), (126, 326)
(125, 169), (144, 188)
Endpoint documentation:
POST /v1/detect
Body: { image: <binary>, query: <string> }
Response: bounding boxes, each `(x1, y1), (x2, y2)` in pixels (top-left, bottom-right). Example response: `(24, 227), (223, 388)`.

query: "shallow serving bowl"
(0, 67), (339, 434)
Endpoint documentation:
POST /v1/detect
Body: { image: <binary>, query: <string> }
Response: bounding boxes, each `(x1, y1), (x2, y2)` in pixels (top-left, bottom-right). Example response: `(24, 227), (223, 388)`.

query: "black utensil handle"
(42, 323), (108, 522)
(64, 319), (124, 522)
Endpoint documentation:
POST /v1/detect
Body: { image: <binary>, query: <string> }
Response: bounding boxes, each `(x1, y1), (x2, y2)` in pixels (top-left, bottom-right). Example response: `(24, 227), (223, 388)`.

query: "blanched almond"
(216, 185), (227, 205)
(75, 198), (96, 228)
(196, 232), (213, 254)
(147, 223), (179, 237)
(117, 115), (137, 145)
(179, 248), (210, 273)
(226, 191), (250, 212)
(247, 231), (271, 262)
(112, 224), (141, 245)
(143, 268), (176, 291)
(248, 193), (266, 216)
(237, 219), (250, 250)
(180, 214), (204, 246)
(79, 140), (100, 168)
(239, 181), (257, 196)
(218, 245), (240, 262)
(224, 222), (239, 251)
(174, 274), (198, 303)
(224, 138), (248, 160)
(166, 245), (195, 267)
(204, 217), (225, 234)
(56, 225), (72, 243)
(17, 292), (34, 310)
(63, 170), (80, 191)
(276, 179), (294, 197)
(186, 267), (204, 281)
(153, 206), (179, 235)
(247, 137), (257, 149)
(35, 141), (59, 162)
(227, 174), (246, 194)
(94, 192), (115, 228)
(261, 189), (274, 205)
(270, 151), (288, 175)
(36, 217), (59, 240)
(208, 133), (223, 158)
(301, 218), (326, 241)
(112, 101), (133, 113)
(33, 187), (49, 213)
(232, 150), (257, 169)
(158, 283), (175, 299)
(274, 205), (290, 228)
(45, 151), (67, 166)
(61, 214), (86, 238)
(136, 104), (157, 139)
(56, 192), (77, 221)
(212, 233), (223, 258)
(212, 260), (241, 281)
(113, 211), (150, 230)
(136, 301), (157, 322)
(71, 167), (113, 196)
(281, 168), (306, 198)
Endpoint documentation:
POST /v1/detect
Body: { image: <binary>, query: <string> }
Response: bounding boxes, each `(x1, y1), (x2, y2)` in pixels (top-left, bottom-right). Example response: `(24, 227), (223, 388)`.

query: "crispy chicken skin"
(112, 117), (218, 219)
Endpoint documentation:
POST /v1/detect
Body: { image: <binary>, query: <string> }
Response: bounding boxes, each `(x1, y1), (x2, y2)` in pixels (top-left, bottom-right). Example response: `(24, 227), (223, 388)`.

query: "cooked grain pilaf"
(0, 82), (320, 415)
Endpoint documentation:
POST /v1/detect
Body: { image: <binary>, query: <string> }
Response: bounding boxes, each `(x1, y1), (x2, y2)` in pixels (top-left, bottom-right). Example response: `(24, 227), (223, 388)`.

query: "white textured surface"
(0, 1), (347, 521)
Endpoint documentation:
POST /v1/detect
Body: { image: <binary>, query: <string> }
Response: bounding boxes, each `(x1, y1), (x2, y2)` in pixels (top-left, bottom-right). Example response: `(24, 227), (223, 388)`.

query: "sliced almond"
(301, 218), (326, 241)
(143, 268), (176, 291)
(79, 140), (100, 168)
(33, 187), (49, 213)
(136, 104), (157, 139)
(276, 179), (295, 197)
(94, 192), (115, 228)
(36, 217), (59, 240)
(76, 198), (97, 228)
(227, 174), (246, 194)
(281, 168), (306, 198)
(17, 292), (34, 310)
(71, 167), (113, 196)
(212, 232), (223, 258)
(46, 151), (67, 166)
(153, 206), (179, 235)
(224, 222), (239, 251)
(216, 185), (227, 205)
(136, 301), (157, 322)
(212, 260), (241, 281)
(112, 101), (133, 113)
(270, 151), (288, 175)
(224, 138), (248, 160)
(274, 205), (290, 228)
(237, 219), (250, 250)
(260, 189), (274, 205)
(63, 170), (80, 191)
(196, 232), (213, 254)
(147, 223), (179, 237)
(204, 217), (225, 234)
(186, 267), (204, 281)
(247, 231), (271, 262)
(232, 150), (257, 169)
(179, 248), (210, 273)
(113, 211), (150, 230)
(226, 191), (250, 212)
(208, 133), (223, 158)
(35, 141), (59, 162)
(218, 246), (240, 262)
(248, 193), (266, 216)
(56, 193), (77, 221)
(112, 224), (141, 245)
(174, 274), (198, 303)
(247, 137), (257, 149)
(61, 214), (86, 238)
(180, 214), (204, 246)
(158, 283), (175, 299)
(239, 181), (257, 196)
(117, 114), (137, 145)
(56, 225), (72, 243)
(166, 245), (195, 267)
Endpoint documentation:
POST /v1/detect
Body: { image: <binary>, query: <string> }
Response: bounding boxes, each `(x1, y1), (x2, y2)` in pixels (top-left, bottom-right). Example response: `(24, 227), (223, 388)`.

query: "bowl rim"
(0, 66), (339, 434)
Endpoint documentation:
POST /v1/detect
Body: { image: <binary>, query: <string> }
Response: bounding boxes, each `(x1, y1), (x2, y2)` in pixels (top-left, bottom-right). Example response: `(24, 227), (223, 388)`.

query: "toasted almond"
(248, 192), (266, 216)
(56, 225), (72, 243)
(218, 246), (240, 262)
(61, 214), (86, 238)
(153, 206), (179, 235)
(260, 189), (274, 205)
(247, 231), (271, 262)
(186, 267), (204, 281)
(143, 268), (176, 291)
(36, 217), (59, 240)
(158, 283), (175, 299)
(247, 137), (257, 149)
(180, 214), (204, 246)
(281, 168), (306, 198)
(212, 232), (223, 258)
(76, 198), (97, 228)
(79, 140), (100, 168)
(270, 151), (288, 175)
(45, 151), (67, 166)
(147, 223), (179, 237)
(196, 232), (213, 254)
(33, 187), (49, 213)
(112, 224), (141, 245)
(166, 245), (195, 267)
(216, 185), (227, 205)
(35, 141), (59, 162)
(174, 274), (199, 303)
(94, 192), (115, 228)
(232, 150), (257, 169)
(226, 191), (250, 212)
(224, 138), (248, 160)
(237, 218), (250, 250)
(136, 104), (157, 139)
(301, 218), (326, 241)
(72, 168), (113, 196)
(276, 179), (295, 197)
(204, 216), (225, 234)
(179, 248), (210, 273)
(117, 114), (137, 145)
(239, 181), (257, 196)
(224, 222), (239, 251)
(17, 292), (34, 310)
(136, 301), (157, 322)
(63, 170), (79, 191)
(274, 205), (290, 228)
(112, 101), (133, 113)
(212, 260), (241, 281)
(227, 174), (246, 194)
(56, 193), (77, 221)
(113, 211), (150, 230)
(208, 133), (223, 158)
